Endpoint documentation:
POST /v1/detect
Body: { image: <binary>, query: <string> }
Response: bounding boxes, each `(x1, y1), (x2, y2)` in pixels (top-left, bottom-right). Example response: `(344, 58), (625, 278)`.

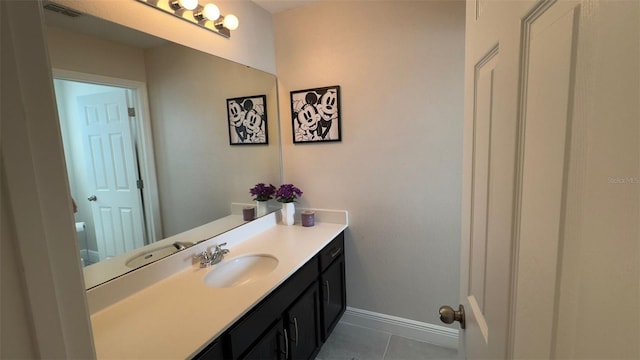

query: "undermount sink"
(125, 245), (178, 268)
(203, 254), (279, 288)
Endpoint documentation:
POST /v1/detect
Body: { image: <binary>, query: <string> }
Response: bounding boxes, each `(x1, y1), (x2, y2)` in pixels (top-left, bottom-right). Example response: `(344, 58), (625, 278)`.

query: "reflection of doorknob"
(439, 304), (465, 329)
(87, 195), (97, 202)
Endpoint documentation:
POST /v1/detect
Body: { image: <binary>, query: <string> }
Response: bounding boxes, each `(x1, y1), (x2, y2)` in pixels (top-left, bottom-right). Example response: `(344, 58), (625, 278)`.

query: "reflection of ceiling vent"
(43, 2), (82, 17)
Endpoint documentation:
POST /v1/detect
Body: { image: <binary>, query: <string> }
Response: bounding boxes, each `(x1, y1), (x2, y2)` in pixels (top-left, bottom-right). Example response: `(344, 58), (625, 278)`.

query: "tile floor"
(316, 321), (458, 360)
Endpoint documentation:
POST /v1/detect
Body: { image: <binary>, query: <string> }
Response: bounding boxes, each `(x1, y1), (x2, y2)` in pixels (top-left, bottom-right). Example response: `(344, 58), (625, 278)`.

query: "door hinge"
(137, 179), (144, 189)
(128, 107), (136, 117)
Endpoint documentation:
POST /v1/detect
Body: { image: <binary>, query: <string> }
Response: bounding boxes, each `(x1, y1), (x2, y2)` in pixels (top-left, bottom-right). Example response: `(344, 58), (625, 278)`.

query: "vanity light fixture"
(136, 0), (238, 38)
(169, 0), (198, 11)
(194, 3), (220, 23)
(217, 14), (239, 31)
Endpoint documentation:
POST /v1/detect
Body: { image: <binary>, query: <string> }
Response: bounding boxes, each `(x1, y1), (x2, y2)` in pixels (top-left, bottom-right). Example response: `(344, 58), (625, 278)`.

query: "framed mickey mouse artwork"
(227, 95), (268, 145)
(290, 85), (341, 143)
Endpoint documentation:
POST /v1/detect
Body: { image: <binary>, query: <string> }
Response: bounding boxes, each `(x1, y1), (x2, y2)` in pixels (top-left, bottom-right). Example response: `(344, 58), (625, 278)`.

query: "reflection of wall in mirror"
(47, 26), (147, 82)
(144, 42), (280, 237)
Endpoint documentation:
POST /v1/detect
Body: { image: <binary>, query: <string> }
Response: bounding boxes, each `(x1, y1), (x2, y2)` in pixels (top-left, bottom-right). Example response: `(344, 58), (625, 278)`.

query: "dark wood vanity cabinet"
(243, 284), (321, 360)
(194, 232), (345, 360)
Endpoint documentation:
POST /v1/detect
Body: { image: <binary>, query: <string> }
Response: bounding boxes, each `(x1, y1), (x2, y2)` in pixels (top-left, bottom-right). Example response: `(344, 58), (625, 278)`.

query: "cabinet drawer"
(225, 257), (319, 358)
(318, 232), (344, 272)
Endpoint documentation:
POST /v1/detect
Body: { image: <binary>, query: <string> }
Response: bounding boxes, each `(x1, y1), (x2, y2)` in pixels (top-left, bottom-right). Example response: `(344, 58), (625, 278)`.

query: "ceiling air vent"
(43, 2), (82, 18)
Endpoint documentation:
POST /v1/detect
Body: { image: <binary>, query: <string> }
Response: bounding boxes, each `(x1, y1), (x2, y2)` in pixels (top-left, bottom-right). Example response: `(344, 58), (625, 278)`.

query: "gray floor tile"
(316, 322), (391, 360)
(383, 335), (457, 360)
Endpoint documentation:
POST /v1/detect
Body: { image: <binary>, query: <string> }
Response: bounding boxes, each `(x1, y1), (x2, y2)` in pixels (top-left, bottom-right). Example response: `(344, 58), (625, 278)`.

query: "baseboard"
(342, 307), (459, 349)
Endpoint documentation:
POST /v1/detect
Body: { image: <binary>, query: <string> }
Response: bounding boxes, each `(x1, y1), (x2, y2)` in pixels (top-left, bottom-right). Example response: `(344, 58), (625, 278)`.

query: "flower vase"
(256, 200), (268, 217)
(281, 202), (295, 226)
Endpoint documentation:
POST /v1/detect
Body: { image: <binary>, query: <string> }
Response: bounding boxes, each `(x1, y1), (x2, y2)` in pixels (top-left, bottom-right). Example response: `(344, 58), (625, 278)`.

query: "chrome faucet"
(194, 242), (229, 268)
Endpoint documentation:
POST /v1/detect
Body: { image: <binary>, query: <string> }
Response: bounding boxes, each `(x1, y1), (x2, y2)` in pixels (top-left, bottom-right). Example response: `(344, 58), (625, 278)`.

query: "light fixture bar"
(136, 0), (236, 39)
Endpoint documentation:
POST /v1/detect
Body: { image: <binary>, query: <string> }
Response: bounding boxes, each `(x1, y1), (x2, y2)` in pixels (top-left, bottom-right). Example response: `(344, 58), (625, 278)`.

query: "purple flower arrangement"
(249, 183), (276, 201)
(275, 184), (303, 203)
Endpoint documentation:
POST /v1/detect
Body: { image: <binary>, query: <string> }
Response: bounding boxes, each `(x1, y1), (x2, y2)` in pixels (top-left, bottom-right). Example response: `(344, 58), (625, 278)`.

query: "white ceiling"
(251, 0), (319, 14)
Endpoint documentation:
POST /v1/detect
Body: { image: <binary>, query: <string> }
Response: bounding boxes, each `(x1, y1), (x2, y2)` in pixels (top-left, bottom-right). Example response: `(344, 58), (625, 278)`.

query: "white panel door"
(457, 1), (536, 357)
(456, 0), (639, 358)
(512, 0), (639, 357)
(77, 90), (146, 260)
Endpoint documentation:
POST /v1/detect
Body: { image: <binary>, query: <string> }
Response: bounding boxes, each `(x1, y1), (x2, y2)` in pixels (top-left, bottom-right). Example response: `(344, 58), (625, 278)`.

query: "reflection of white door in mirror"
(78, 89), (146, 261)
(56, 79), (151, 265)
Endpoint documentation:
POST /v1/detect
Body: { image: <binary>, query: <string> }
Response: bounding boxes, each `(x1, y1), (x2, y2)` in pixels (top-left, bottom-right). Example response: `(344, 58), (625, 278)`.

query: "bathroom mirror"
(43, 5), (281, 289)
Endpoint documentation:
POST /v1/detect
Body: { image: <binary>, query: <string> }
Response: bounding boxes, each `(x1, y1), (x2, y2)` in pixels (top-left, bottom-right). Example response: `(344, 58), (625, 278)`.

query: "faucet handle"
(193, 250), (213, 268)
(193, 250), (211, 261)
(221, 244), (230, 255)
(214, 242), (229, 253)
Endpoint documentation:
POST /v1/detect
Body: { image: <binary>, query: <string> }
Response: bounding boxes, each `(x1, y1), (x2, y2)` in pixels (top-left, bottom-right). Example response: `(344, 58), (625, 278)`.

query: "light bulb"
(202, 3), (220, 20)
(223, 14), (239, 30)
(178, 0), (198, 11)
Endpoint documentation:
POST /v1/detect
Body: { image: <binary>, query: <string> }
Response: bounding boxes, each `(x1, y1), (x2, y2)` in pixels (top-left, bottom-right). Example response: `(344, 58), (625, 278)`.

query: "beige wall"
(54, 0), (276, 74)
(274, 0), (465, 325)
(144, 43), (280, 237)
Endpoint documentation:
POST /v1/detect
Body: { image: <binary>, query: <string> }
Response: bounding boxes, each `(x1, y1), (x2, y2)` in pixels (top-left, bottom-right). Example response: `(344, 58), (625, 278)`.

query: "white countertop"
(90, 213), (347, 359)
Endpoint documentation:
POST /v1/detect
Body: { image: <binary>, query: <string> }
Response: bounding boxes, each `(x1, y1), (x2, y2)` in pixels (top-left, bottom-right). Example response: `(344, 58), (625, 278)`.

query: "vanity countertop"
(90, 216), (347, 359)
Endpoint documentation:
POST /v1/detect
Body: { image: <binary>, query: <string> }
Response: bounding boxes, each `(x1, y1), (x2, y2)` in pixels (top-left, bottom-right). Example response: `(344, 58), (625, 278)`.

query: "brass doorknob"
(439, 304), (466, 329)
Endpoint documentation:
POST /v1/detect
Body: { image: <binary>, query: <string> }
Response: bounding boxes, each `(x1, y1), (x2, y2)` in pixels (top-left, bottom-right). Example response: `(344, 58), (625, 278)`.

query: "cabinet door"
(242, 320), (286, 360)
(285, 283), (321, 360)
(320, 256), (346, 341)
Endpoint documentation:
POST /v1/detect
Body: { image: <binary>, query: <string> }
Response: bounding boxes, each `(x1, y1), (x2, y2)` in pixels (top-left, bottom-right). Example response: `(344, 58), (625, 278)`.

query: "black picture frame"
(227, 95), (268, 145)
(290, 85), (341, 143)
